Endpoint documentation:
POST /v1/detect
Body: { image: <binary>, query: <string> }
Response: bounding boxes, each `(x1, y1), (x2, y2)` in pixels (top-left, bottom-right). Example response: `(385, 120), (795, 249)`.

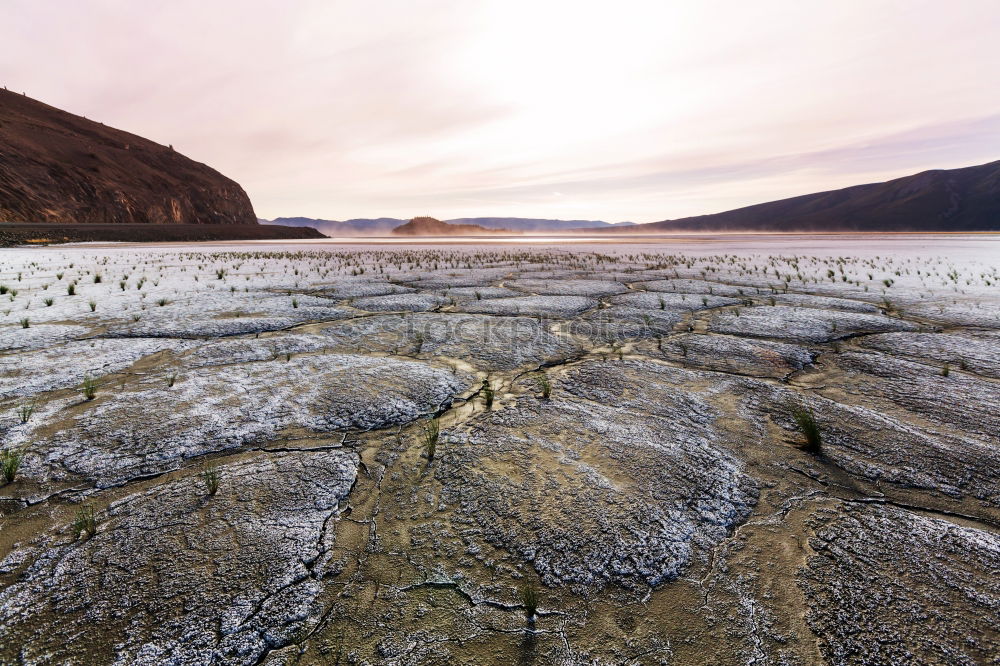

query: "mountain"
(260, 216), (631, 235)
(601, 160), (1000, 233)
(391, 216), (515, 236)
(0, 89), (260, 226)
(262, 217), (404, 236)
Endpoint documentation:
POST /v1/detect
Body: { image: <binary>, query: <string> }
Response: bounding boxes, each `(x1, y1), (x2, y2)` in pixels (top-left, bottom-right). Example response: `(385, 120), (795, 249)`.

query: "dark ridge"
(0, 89), (257, 226)
(597, 160), (1000, 232)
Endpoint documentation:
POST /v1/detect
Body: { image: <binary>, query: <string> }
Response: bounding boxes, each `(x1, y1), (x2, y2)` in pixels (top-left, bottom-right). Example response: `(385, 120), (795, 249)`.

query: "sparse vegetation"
(81, 375), (99, 401)
(421, 417), (440, 462)
(520, 582), (538, 622)
(17, 399), (38, 424)
(790, 405), (822, 455)
(201, 465), (221, 496)
(534, 372), (552, 400)
(482, 379), (494, 408)
(1, 448), (25, 484)
(72, 505), (98, 540)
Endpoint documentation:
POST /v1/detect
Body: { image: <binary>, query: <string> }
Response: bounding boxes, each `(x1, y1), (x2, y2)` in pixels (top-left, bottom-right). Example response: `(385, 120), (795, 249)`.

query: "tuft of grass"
(200, 465), (221, 496)
(93, 273), (102, 283)
(44, 297), (54, 306)
(166, 372), (178, 387)
(20, 317), (29, 328)
(292, 297), (299, 308)
(421, 417), (440, 462)
(1, 448), (25, 484)
(17, 398), (38, 424)
(534, 372), (552, 400)
(88, 299), (97, 312)
(482, 379), (494, 409)
(958, 358), (968, 371)
(67, 282), (76, 296)
(790, 405), (822, 455)
(81, 375), (99, 401)
(520, 582), (538, 621)
(157, 298), (169, 307)
(72, 505), (98, 540)
(941, 364), (950, 377)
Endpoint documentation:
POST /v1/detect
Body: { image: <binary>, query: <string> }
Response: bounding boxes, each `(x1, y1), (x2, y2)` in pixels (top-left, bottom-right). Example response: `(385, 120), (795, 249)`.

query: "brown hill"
(599, 160), (1000, 233)
(0, 89), (256, 225)
(391, 216), (517, 236)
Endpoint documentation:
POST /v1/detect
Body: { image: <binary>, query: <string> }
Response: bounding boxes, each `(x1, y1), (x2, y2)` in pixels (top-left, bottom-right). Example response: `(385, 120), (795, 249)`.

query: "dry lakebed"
(0, 237), (998, 665)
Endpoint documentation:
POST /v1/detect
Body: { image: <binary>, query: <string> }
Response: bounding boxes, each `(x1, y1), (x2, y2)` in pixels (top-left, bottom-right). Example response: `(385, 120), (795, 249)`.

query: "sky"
(3, 0), (1000, 223)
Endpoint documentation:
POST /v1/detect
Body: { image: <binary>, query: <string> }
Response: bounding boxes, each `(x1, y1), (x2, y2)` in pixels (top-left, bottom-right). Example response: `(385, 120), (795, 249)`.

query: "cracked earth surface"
(1, 241), (998, 665)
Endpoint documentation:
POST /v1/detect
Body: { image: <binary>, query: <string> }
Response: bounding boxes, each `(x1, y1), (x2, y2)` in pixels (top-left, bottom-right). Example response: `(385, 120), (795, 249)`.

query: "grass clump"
(534, 372), (552, 400)
(20, 317), (29, 328)
(482, 379), (494, 409)
(520, 582), (538, 622)
(17, 398), (38, 424)
(421, 417), (440, 462)
(44, 297), (53, 306)
(790, 405), (822, 455)
(1, 448), (25, 484)
(88, 299), (97, 312)
(81, 375), (99, 401)
(72, 505), (98, 540)
(67, 282), (76, 296)
(200, 465), (221, 496)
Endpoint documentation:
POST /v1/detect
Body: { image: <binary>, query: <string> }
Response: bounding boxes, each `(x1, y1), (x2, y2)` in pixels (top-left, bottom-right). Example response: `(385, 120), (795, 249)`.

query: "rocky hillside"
(606, 160), (1000, 232)
(391, 216), (515, 236)
(0, 89), (256, 225)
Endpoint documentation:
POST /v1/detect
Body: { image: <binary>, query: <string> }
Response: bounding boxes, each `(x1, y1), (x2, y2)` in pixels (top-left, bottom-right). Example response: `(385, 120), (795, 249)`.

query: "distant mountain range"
(596, 160), (1000, 233)
(266, 160), (1000, 236)
(260, 216), (634, 236)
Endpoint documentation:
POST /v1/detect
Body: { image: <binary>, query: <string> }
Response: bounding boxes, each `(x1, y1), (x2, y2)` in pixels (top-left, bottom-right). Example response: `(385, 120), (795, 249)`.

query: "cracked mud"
(1, 243), (998, 665)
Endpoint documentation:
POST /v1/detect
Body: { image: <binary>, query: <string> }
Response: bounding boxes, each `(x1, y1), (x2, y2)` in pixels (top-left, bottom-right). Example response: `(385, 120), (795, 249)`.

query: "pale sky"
(3, 0), (999, 222)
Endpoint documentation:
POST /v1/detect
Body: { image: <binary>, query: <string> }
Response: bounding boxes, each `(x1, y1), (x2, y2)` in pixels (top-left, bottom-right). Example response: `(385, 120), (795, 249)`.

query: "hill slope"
(608, 160), (1000, 232)
(391, 216), (515, 236)
(0, 89), (256, 225)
